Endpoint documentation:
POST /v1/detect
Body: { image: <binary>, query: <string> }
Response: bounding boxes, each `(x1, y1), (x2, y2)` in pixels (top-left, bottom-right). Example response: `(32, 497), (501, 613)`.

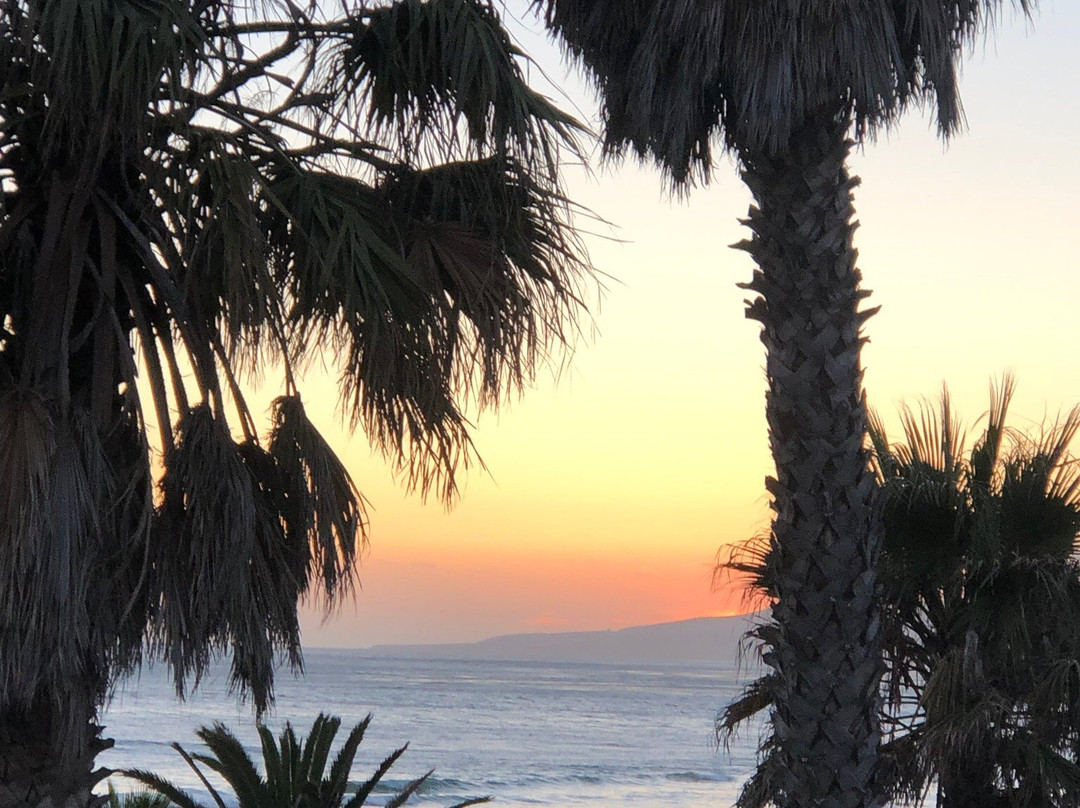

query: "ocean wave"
(382, 768), (733, 791)
(102, 655), (755, 808)
(365, 776), (477, 795)
(664, 771), (731, 784)
(113, 738), (178, 749)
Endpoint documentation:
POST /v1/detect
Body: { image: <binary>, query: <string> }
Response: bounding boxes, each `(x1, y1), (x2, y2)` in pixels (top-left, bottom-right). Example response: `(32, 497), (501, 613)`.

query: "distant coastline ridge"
(359, 614), (760, 665)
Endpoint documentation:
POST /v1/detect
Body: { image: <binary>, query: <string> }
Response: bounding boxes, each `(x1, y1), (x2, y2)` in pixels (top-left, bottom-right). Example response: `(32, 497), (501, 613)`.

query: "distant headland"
(359, 614), (763, 665)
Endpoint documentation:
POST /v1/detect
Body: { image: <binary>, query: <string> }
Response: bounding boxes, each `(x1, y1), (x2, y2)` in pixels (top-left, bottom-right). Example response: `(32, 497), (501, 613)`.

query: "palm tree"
(872, 383), (1080, 808)
(532, 3), (1035, 805)
(105, 783), (171, 808)
(125, 713), (490, 808)
(721, 380), (1080, 808)
(0, 2), (590, 807)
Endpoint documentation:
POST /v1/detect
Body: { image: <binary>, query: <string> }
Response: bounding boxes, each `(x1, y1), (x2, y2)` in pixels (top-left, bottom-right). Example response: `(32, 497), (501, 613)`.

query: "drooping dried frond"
(269, 396), (366, 605)
(0, 0), (594, 734)
(268, 153), (588, 499)
(153, 405), (284, 707)
(714, 532), (775, 605)
(717, 673), (778, 746)
(0, 394), (153, 755)
(0, 391), (55, 561)
(729, 730), (782, 808)
(536, 0), (1035, 182)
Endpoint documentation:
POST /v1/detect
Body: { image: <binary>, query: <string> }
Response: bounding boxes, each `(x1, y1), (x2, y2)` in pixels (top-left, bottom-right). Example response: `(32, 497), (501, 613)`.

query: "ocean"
(100, 652), (763, 808)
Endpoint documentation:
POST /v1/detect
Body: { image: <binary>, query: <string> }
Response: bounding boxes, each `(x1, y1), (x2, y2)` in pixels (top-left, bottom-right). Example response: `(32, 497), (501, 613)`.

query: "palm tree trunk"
(738, 108), (884, 808)
(0, 697), (112, 808)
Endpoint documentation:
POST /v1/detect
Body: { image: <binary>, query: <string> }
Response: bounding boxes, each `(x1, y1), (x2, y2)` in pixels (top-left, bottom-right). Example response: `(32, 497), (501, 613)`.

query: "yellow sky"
(297, 1), (1080, 647)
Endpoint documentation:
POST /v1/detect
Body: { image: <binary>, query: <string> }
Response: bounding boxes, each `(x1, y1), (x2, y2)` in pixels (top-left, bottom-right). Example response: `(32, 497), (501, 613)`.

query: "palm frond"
(998, 418), (1080, 559)
(193, 724), (267, 808)
(122, 769), (209, 808)
(714, 532), (775, 603)
(268, 152), (588, 500)
(383, 770), (432, 808)
(730, 729), (781, 808)
(19, 0), (204, 165)
(126, 714), (481, 808)
(0, 390), (55, 564)
(716, 674), (777, 746)
(811, 378), (1080, 807)
(105, 782), (174, 808)
(866, 406), (896, 484)
(536, 0), (1035, 180)
(325, 715), (372, 806)
(150, 404), (310, 712)
(970, 374), (1016, 490)
(879, 730), (934, 808)
(346, 745), (409, 808)
(897, 388), (966, 478)
(269, 396), (366, 606)
(326, 0), (583, 171)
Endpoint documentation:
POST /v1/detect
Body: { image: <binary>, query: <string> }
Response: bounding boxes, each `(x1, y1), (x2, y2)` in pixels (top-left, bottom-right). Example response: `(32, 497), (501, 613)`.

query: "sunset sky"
(296, 1), (1080, 647)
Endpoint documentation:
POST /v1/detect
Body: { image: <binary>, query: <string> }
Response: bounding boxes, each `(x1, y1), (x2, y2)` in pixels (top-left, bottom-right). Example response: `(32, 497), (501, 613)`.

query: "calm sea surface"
(100, 652), (763, 808)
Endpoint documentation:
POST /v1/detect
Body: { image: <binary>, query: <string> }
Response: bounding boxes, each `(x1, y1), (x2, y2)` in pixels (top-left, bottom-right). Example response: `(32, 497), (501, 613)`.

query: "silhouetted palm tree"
(125, 713), (490, 808)
(533, 3), (1035, 805)
(874, 382), (1080, 808)
(0, 2), (590, 806)
(722, 380), (1080, 808)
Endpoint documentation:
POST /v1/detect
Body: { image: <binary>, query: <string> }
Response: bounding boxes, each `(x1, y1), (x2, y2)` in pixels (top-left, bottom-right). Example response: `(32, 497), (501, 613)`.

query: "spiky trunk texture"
(0, 697), (111, 808)
(738, 110), (883, 808)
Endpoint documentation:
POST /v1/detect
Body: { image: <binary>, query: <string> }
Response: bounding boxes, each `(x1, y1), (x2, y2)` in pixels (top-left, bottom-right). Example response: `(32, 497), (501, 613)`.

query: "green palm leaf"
(125, 714), (483, 808)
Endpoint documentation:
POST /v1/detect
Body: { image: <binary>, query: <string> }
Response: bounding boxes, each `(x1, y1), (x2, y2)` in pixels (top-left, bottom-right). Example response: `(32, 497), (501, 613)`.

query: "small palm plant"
(106, 783), (172, 808)
(720, 378), (1080, 808)
(123, 714), (488, 808)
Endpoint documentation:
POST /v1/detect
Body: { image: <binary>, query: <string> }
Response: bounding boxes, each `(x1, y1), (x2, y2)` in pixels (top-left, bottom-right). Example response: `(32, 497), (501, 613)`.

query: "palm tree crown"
(0, 1), (591, 799)
(871, 383), (1080, 808)
(536, 0), (1032, 181)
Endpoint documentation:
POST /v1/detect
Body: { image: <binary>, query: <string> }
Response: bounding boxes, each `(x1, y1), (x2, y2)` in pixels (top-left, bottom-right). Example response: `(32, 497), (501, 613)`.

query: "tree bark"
(738, 108), (884, 808)
(0, 694), (112, 808)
